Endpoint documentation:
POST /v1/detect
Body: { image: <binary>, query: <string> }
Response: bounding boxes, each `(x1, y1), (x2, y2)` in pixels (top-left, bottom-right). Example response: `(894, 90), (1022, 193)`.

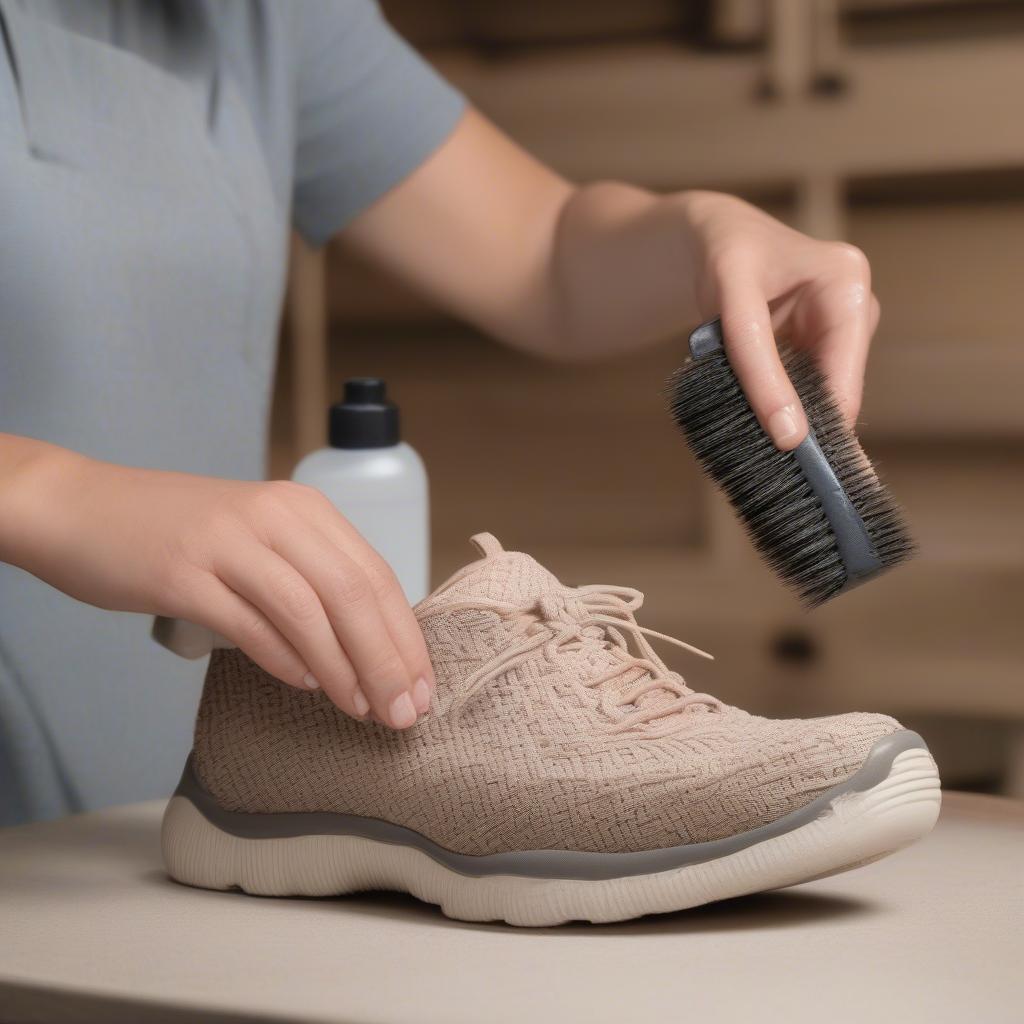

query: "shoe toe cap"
(672, 710), (906, 845)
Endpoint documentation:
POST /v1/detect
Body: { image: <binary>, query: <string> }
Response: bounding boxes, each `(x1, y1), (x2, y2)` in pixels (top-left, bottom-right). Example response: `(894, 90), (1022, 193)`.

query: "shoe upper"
(191, 533), (901, 855)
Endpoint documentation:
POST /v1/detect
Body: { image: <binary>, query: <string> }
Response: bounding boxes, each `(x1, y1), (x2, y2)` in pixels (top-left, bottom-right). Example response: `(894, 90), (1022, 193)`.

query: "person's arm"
(341, 109), (880, 451)
(0, 434), (434, 729)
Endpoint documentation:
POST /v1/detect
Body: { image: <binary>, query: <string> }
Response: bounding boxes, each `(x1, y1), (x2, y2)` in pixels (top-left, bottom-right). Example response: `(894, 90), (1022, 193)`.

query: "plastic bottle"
(292, 378), (430, 603)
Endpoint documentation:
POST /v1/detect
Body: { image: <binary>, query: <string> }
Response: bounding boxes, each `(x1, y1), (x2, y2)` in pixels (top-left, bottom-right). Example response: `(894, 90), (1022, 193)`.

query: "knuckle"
(363, 558), (402, 601)
(707, 246), (744, 280)
(268, 479), (306, 499)
(248, 480), (302, 521)
(270, 571), (320, 623)
(831, 242), (870, 277)
(275, 479), (331, 512)
(236, 611), (274, 650)
(720, 313), (768, 354)
(326, 569), (371, 611)
(300, 484), (334, 512)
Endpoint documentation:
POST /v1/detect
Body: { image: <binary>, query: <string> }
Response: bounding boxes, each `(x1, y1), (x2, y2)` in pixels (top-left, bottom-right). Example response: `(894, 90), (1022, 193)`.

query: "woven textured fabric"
(191, 534), (901, 856)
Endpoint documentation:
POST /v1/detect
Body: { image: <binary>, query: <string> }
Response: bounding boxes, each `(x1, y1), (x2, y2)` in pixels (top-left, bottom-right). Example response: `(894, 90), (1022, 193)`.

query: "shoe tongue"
(432, 533), (563, 606)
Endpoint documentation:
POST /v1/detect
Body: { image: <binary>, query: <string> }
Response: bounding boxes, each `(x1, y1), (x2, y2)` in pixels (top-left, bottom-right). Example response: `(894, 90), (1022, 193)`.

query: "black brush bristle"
(667, 347), (915, 606)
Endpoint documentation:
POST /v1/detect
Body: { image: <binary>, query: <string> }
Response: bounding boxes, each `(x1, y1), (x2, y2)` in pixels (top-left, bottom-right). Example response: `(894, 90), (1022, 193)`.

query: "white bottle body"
(292, 442), (430, 604)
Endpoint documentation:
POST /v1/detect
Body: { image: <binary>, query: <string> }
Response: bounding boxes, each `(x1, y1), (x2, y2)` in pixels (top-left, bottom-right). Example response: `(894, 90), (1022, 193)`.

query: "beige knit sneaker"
(163, 533), (940, 925)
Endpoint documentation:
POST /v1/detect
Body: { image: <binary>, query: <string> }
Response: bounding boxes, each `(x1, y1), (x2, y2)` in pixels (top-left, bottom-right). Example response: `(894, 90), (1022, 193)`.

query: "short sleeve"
(291, 0), (465, 245)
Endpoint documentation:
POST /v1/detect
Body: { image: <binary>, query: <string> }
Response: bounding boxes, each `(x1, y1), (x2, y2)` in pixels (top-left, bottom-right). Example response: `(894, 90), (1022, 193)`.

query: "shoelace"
(418, 584), (720, 732)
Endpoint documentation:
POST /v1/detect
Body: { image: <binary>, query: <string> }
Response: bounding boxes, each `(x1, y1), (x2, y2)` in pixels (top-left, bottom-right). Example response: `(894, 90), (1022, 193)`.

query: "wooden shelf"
(433, 37), (1024, 188)
(274, 3), (1024, 766)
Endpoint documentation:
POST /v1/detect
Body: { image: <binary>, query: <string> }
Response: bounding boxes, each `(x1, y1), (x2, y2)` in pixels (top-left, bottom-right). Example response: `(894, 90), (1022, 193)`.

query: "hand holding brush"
(668, 318), (914, 605)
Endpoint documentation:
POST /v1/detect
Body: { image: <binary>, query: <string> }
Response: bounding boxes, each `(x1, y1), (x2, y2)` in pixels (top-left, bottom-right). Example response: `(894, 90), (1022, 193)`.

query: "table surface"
(0, 793), (1021, 1024)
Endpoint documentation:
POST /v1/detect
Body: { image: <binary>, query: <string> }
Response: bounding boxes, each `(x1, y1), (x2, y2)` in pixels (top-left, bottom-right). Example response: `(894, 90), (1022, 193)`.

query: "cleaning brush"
(667, 318), (914, 606)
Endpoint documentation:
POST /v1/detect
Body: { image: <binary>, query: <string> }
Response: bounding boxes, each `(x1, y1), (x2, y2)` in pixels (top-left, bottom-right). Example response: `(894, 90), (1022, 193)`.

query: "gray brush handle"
(688, 318), (882, 588)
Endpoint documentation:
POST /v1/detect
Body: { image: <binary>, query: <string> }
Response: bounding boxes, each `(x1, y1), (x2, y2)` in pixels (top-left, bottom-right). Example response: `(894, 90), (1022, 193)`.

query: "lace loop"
(419, 584), (720, 731)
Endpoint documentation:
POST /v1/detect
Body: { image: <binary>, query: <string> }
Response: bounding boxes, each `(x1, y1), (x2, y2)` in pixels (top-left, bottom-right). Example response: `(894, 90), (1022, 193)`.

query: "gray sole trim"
(174, 729), (928, 882)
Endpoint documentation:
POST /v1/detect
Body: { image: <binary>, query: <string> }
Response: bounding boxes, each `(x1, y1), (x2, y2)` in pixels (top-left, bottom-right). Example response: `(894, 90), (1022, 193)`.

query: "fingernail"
(388, 691), (418, 729)
(352, 688), (370, 717)
(768, 404), (803, 449)
(302, 672), (320, 690)
(411, 677), (431, 714)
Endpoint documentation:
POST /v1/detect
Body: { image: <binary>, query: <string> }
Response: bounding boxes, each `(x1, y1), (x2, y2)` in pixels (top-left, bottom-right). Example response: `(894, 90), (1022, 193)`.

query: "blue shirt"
(0, 0), (464, 823)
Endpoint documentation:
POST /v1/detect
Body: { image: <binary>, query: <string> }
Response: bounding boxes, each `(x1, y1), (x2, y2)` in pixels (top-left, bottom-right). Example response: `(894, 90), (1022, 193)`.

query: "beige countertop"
(0, 793), (1021, 1024)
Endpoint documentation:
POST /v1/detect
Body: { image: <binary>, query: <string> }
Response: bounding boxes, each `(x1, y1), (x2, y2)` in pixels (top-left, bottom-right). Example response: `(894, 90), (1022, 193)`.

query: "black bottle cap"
(328, 378), (400, 449)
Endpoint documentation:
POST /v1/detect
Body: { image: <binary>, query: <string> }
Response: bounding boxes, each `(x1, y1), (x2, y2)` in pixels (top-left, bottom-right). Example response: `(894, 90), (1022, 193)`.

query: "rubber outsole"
(162, 740), (940, 926)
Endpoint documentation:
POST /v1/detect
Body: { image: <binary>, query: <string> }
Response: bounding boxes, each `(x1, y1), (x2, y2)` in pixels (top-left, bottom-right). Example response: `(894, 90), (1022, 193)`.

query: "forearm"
(546, 183), (704, 360)
(0, 434), (84, 571)
(341, 110), (705, 361)
(343, 108), (877, 446)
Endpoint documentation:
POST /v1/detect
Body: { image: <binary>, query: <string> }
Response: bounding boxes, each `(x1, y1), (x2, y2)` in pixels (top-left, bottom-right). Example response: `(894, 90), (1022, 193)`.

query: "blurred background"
(271, 0), (1023, 794)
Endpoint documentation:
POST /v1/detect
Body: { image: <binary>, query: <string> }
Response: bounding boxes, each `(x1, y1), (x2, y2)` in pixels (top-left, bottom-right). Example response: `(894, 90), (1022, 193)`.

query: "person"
(0, 0), (879, 824)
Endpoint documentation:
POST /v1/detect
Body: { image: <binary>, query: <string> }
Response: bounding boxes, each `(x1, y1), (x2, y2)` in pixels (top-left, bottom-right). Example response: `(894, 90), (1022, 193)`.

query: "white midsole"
(161, 748), (940, 926)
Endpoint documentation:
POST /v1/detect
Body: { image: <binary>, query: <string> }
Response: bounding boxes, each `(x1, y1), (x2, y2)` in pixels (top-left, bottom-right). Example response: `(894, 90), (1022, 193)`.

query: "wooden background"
(270, 0), (1024, 792)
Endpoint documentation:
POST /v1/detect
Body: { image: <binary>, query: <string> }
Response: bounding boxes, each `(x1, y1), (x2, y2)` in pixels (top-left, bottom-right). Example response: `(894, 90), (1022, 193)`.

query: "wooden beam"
(435, 37), (1024, 187)
(284, 236), (328, 463)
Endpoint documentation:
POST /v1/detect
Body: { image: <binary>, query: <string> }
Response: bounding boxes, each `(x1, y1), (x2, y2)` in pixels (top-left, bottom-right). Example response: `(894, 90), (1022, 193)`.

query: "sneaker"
(162, 533), (940, 926)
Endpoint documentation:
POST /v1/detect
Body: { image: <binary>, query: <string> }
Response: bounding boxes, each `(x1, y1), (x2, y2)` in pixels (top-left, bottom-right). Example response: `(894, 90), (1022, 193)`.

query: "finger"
(794, 254), (874, 425)
(717, 275), (808, 450)
(182, 571), (313, 690)
(215, 545), (372, 722)
(310, 508), (435, 691)
(269, 525), (426, 729)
